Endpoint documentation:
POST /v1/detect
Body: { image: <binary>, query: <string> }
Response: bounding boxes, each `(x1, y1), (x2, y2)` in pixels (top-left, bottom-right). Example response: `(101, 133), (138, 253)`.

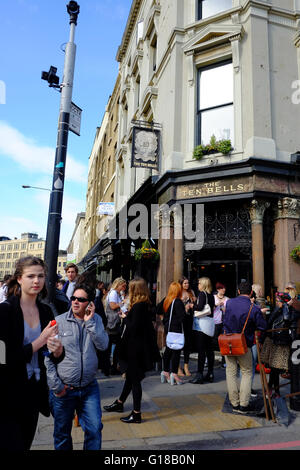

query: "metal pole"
(44, 3), (80, 302)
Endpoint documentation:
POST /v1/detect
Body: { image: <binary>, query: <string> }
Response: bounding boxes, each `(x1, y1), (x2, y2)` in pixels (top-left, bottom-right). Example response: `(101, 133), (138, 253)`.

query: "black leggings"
(162, 347), (181, 373)
(194, 331), (214, 374)
(119, 375), (143, 412)
(268, 368), (280, 394)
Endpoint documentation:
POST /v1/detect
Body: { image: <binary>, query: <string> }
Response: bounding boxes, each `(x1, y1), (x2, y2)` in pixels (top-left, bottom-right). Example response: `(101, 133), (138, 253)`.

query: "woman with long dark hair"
(0, 256), (63, 450)
(103, 278), (159, 423)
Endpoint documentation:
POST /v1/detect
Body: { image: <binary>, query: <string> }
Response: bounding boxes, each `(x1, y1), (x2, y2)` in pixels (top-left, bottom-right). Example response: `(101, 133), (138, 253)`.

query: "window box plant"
(193, 135), (233, 160)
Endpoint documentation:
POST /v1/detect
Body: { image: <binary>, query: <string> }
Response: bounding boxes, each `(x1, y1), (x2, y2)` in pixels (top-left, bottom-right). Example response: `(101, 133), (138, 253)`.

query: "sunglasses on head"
(70, 295), (89, 303)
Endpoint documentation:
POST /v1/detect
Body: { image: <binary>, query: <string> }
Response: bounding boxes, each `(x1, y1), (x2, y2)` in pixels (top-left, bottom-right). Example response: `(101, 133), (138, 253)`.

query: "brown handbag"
(218, 304), (254, 356)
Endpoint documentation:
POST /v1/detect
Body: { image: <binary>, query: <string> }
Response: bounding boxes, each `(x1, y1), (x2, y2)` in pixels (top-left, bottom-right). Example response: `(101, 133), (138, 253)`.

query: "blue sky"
(0, 0), (132, 250)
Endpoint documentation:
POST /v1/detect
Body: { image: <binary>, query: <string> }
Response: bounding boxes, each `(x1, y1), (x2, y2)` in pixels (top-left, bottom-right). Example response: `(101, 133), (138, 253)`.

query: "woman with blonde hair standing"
(190, 277), (215, 384)
(103, 278), (159, 423)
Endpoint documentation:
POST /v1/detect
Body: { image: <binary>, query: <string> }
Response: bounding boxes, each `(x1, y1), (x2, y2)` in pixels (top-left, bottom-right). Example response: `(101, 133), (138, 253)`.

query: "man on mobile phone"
(45, 283), (109, 450)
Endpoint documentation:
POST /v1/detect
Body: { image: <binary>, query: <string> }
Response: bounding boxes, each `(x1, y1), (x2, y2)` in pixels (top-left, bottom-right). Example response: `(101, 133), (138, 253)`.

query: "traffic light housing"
(41, 66), (60, 88)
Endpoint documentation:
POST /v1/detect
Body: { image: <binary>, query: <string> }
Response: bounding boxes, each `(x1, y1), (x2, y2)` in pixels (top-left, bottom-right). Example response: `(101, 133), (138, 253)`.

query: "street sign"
(98, 202), (115, 216)
(69, 102), (82, 136)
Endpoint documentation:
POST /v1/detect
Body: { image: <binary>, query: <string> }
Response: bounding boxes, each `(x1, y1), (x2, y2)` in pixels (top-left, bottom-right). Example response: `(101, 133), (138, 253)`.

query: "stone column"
(274, 198), (300, 291)
(156, 210), (175, 302)
(249, 199), (270, 297)
(173, 204), (183, 283)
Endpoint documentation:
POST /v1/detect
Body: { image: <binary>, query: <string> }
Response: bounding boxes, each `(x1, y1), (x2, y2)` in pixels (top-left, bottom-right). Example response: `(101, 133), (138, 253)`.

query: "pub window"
(197, 0), (232, 20)
(197, 61), (234, 146)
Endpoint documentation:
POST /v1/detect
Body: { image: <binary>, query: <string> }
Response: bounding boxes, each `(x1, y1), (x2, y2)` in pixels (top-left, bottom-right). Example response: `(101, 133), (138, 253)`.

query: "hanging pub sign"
(131, 126), (160, 170)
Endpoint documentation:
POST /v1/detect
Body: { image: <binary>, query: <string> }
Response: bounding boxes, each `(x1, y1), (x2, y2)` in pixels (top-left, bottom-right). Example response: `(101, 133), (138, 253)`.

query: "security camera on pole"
(43, 2), (80, 302)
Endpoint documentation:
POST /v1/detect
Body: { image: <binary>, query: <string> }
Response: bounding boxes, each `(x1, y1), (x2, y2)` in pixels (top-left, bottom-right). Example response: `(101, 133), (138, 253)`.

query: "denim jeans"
(49, 379), (102, 450)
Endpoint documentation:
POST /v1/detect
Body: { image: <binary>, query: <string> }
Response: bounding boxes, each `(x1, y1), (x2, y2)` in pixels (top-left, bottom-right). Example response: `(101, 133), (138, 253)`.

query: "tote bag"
(166, 300), (185, 350)
(194, 292), (211, 318)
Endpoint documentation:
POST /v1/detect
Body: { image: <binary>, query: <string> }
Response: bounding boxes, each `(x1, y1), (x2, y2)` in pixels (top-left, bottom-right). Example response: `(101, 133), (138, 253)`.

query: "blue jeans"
(49, 379), (102, 450)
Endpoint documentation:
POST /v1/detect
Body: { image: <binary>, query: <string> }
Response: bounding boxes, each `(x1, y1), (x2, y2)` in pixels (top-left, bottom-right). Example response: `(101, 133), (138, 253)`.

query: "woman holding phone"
(0, 256), (63, 450)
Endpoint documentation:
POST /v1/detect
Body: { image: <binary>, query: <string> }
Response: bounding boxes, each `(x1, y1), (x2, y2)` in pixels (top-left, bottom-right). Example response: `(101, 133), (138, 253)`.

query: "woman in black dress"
(0, 256), (63, 450)
(103, 278), (159, 423)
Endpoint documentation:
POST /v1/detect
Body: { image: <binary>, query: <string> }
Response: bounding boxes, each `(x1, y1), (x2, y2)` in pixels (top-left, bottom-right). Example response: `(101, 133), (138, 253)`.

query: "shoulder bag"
(218, 304), (253, 356)
(166, 300), (185, 350)
(194, 292), (211, 318)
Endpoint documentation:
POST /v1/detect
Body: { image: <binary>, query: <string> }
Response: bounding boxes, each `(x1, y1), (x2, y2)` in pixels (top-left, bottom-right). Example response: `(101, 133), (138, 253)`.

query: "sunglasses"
(70, 295), (89, 303)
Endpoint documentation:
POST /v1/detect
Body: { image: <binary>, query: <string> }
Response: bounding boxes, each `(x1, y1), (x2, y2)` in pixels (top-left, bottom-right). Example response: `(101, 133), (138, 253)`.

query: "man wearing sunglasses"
(45, 284), (109, 450)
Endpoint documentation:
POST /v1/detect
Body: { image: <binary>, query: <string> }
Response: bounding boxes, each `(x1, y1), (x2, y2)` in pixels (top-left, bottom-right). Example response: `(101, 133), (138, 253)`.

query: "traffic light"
(41, 66), (60, 88)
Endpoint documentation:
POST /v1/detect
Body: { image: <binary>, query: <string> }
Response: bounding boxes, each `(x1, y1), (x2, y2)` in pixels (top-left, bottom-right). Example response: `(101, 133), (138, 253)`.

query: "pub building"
(155, 157), (300, 301)
(79, 0), (300, 302)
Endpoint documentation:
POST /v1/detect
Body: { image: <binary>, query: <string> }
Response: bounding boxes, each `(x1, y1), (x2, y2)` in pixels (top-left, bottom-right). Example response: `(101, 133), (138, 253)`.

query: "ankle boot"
(204, 372), (214, 383)
(184, 364), (191, 377)
(189, 372), (204, 384)
(103, 399), (124, 413)
(120, 411), (142, 423)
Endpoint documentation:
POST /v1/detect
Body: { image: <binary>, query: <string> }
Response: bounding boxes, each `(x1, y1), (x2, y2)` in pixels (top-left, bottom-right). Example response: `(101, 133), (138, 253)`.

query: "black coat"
(119, 302), (160, 380)
(0, 296), (60, 418)
(163, 298), (185, 334)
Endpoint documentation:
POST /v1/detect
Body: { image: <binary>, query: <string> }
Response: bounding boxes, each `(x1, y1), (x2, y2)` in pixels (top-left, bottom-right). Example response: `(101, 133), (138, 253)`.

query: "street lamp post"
(43, 2), (80, 302)
(22, 185), (51, 192)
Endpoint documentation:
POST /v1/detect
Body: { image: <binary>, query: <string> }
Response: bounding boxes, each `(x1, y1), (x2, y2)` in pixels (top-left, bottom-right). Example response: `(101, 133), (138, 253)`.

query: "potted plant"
(193, 135), (233, 160)
(134, 239), (160, 263)
(290, 245), (300, 264)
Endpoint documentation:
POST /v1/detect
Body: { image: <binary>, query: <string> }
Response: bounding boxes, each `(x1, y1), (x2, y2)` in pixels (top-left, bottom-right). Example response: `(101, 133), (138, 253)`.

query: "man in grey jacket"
(45, 283), (109, 450)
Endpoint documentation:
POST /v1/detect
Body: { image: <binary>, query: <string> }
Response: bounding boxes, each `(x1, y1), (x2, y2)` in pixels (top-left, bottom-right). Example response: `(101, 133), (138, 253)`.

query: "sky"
(0, 0), (132, 250)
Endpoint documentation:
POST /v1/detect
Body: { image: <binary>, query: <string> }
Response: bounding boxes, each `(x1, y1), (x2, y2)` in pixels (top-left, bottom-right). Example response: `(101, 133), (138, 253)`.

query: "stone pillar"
(273, 198), (300, 291)
(249, 199), (270, 297)
(156, 211), (175, 302)
(173, 205), (183, 283)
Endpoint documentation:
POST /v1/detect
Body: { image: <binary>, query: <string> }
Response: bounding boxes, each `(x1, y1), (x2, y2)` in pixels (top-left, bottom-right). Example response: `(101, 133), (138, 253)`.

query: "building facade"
(0, 233), (67, 279)
(83, 0), (300, 299)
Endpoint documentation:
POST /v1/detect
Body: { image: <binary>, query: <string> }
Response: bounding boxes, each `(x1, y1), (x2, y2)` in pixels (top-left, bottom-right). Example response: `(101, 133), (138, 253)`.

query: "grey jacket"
(45, 309), (109, 394)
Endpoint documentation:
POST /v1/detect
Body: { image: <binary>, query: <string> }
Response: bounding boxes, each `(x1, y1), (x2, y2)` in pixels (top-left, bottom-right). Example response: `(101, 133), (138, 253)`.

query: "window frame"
(196, 59), (233, 146)
(197, 0), (232, 21)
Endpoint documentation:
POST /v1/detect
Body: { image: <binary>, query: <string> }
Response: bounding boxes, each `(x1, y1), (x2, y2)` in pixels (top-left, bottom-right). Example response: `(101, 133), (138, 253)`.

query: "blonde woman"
(104, 278), (159, 423)
(190, 277), (215, 384)
(105, 277), (127, 374)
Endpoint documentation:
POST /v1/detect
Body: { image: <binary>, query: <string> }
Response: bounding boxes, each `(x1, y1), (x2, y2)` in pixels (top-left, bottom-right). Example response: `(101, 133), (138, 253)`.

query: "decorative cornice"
(275, 197), (300, 219)
(249, 199), (270, 224)
(183, 24), (244, 55)
(116, 0), (143, 63)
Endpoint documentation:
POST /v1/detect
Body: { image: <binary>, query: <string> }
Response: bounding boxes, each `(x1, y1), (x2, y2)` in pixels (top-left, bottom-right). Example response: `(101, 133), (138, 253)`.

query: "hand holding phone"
(84, 301), (95, 321)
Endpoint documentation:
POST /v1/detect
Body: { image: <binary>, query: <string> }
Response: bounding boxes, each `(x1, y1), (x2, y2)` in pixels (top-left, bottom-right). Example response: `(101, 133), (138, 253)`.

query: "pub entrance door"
(188, 260), (252, 298)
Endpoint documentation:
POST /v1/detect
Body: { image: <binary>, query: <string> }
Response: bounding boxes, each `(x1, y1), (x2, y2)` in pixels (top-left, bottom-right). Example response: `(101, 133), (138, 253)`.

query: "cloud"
(0, 121), (87, 183)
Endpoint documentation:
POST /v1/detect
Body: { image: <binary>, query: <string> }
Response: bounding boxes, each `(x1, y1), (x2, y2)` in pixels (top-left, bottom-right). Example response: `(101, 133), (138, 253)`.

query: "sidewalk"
(31, 355), (298, 450)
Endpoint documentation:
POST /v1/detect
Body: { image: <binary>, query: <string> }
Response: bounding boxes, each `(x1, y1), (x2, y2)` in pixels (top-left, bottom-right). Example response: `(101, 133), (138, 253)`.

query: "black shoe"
(110, 367), (121, 375)
(250, 389), (257, 398)
(120, 411), (142, 424)
(103, 399), (124, 413)
(231, 404), (240, 412)
(237, 405), (251, 414)
(204, 373), (214, 383)
(189, 373), (204, 384)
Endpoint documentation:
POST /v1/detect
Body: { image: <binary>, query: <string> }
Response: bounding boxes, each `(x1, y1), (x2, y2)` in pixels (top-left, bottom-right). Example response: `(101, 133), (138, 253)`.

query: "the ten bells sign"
(177, 177), (252, 199)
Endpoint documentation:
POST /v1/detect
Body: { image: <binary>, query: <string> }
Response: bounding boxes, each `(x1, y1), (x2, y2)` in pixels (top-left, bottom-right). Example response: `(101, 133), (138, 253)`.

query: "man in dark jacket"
(223, 281), (266, 413)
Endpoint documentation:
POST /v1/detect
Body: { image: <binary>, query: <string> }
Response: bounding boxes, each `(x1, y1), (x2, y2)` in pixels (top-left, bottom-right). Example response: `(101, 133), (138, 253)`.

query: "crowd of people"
(0, 255), (299, 451)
